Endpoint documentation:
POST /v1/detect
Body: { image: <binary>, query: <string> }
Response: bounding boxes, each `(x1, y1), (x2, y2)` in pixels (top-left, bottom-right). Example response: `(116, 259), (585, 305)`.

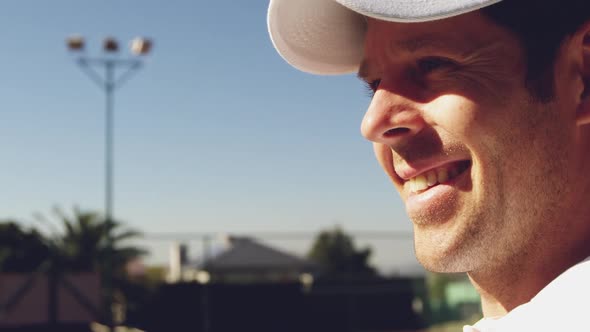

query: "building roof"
(202, 236), (315, 272)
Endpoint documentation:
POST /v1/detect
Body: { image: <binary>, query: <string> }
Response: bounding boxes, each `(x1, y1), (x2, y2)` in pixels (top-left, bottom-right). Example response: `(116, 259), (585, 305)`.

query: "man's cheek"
(373, 143), (398, 184)
(425, 95), (478, 137)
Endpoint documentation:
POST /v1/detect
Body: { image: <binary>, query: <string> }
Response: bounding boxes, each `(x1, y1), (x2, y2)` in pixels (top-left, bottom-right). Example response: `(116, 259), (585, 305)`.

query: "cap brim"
(268, 0), (502, 75)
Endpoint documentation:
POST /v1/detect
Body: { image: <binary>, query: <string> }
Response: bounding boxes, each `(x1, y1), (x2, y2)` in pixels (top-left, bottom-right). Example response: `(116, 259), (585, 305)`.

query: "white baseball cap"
(268, 0), (503, 75)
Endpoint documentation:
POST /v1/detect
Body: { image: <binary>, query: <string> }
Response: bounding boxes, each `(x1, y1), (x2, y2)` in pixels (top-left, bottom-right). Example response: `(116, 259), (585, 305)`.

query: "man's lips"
(403, 160), (471, 226)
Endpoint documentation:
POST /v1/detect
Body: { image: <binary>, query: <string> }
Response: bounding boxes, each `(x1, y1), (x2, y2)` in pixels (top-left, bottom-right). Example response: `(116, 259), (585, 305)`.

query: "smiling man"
(268, 0), (590, 330)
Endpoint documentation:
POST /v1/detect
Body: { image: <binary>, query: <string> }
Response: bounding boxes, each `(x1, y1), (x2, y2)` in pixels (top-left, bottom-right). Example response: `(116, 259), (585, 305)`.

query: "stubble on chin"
(411, 204), (498, 274)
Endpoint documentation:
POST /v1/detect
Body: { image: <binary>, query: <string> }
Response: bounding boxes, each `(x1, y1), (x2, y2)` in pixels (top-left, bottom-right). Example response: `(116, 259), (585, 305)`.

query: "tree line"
(0, 207), (145, 275)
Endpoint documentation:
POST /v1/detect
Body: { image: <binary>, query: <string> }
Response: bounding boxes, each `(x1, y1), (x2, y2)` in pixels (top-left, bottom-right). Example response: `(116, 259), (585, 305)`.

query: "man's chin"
(416, 253), (469, 273)
(413, 232), (473, 273)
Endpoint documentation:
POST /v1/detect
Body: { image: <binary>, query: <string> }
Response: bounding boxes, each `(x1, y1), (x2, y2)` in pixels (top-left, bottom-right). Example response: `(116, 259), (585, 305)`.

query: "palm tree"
(0, 208), (146, 325)
(0, 221), (51, 273)
(37, 207), (146, 276)
(33, 207), (148, 325)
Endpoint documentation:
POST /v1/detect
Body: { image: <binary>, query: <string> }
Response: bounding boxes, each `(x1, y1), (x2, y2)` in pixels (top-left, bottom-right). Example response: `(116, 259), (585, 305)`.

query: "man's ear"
(576, 25), (590, 125)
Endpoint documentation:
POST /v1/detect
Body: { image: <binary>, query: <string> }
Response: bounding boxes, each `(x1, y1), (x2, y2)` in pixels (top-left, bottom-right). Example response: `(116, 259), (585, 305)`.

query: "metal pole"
(105, 60), (115, 328)
(71, 54), (145, 329)
(105, 60), (114, 228)
(202, 235), (211, 264)
(202, 284), (210, 332)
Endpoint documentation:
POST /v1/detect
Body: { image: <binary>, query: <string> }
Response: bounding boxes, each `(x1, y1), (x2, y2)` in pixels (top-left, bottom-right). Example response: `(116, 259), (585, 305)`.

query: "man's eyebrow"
(356, 36), (453, 80)
(395, 34), (459, 53)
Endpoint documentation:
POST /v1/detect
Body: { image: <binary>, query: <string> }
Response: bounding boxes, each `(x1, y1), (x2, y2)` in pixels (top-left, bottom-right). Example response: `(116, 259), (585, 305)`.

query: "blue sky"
(0, 1), (416, 270)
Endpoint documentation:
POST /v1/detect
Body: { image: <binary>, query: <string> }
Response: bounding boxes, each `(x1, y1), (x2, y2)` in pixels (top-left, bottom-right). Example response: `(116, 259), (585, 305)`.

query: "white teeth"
(426, 171), (437, 186)
(407, 164), (462, 193)
(414, 175), (428, 191)
(437, 169), (448, 183)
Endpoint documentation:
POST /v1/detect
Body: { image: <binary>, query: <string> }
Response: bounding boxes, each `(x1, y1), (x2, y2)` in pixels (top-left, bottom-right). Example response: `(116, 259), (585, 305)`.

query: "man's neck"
(467, 245), (590, 318)
(468, 264), (558, 317)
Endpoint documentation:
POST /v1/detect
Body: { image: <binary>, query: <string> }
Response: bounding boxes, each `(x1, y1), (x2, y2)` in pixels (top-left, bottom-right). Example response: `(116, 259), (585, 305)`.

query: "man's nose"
(360, 87), (426, 148)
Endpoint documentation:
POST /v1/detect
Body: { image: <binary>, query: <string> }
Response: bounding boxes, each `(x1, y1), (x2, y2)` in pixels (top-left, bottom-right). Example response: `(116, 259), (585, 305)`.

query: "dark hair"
(481, 1), (590, 102)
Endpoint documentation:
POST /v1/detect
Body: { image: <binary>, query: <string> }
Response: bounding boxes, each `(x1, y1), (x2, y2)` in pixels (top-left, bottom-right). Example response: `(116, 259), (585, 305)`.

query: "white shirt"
(463, 257), (590, 332)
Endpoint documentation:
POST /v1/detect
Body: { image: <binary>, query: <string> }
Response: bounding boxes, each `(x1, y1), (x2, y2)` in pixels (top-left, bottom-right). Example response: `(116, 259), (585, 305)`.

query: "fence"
(130, 278), (427, 332)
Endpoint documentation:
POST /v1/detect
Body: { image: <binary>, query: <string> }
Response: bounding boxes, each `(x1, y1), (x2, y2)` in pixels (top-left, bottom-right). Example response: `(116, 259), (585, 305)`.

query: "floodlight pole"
(105, 60), (114, 232)
(73, 56), (143, 221)
(72, 55), (144, 328)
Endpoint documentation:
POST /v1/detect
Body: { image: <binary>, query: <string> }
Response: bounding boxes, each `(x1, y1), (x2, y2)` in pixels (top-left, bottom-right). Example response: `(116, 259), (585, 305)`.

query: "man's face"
(359, 12), (584, 273)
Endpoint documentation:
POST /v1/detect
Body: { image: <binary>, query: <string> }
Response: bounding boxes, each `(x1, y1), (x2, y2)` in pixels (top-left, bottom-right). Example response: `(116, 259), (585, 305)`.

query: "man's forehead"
(394, 34), (468, 53)
(364, 12), (490, 51)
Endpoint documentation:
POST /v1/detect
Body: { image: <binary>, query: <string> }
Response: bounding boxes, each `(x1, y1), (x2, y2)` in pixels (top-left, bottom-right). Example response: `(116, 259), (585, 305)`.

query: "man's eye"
(364, 79), (381, 97)
(417, 57), (458, 74)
